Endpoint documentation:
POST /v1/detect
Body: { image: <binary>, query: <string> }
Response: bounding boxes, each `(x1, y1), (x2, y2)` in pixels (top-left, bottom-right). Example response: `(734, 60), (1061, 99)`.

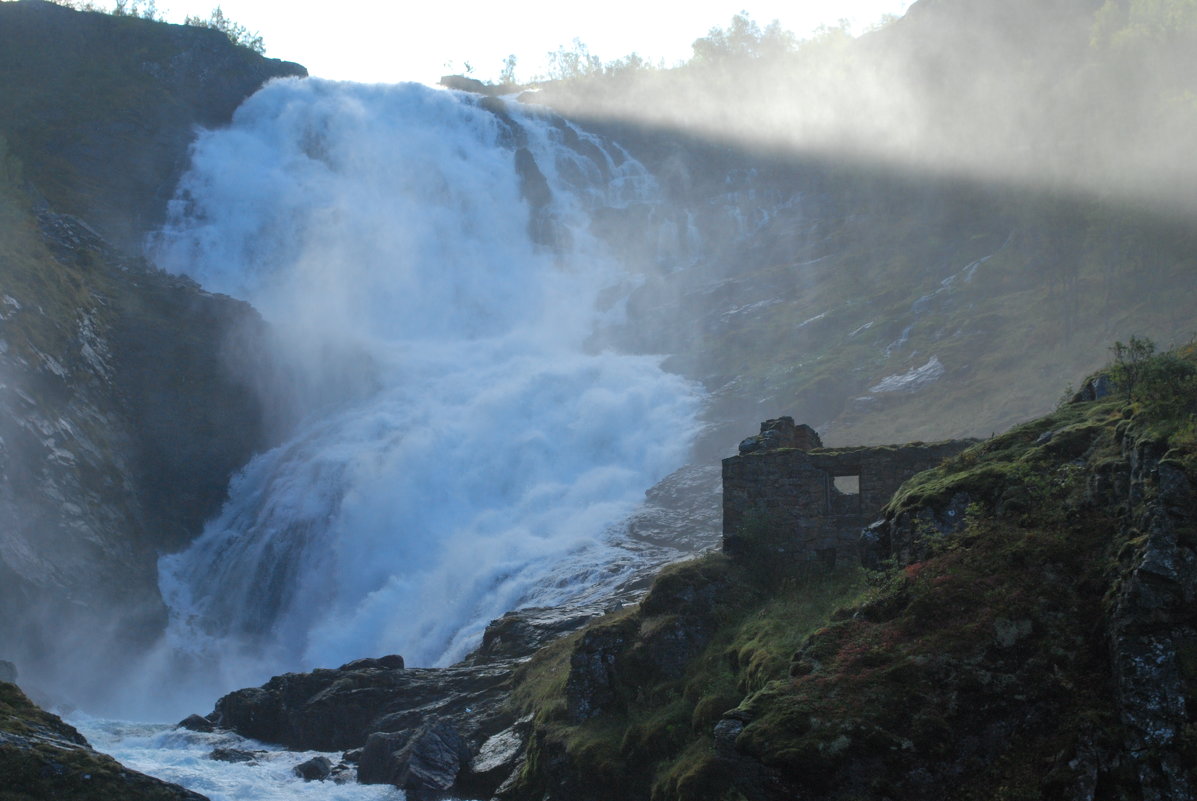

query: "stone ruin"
(722, 417), (972, 569)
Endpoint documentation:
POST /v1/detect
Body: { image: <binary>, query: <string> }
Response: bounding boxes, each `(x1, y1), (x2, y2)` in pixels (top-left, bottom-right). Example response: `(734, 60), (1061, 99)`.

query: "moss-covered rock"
(0, 681), (207, 801)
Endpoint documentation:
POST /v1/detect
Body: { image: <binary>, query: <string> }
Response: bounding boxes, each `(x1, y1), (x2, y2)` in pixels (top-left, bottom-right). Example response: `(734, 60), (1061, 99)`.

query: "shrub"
(184, 5), (265, 54)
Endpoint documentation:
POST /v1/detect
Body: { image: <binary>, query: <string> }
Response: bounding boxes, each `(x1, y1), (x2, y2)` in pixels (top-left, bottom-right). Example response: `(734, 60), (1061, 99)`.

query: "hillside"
(0, 0), (305, 250)
(0, 0), (303, 705)
(528, 0), (1197, 452)
(0, 0), (1194, 797)
(497, 344), (1197, 800)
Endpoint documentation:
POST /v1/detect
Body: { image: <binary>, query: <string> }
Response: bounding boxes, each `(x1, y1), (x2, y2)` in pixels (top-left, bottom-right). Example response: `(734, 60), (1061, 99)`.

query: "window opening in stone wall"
(833, 475), (860, 495)
(828, 473), (862, 515)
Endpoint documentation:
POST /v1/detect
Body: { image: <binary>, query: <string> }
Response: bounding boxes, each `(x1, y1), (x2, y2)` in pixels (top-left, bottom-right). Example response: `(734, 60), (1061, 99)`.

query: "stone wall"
(722, 419), (971, 567)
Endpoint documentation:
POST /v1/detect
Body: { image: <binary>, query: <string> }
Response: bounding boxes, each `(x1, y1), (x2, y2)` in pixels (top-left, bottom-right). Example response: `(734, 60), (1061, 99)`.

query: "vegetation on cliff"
(503, 344), (1197, 800)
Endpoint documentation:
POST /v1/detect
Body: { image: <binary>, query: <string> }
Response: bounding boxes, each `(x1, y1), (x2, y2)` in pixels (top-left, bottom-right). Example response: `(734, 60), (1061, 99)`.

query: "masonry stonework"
(722, 417), (972, 568)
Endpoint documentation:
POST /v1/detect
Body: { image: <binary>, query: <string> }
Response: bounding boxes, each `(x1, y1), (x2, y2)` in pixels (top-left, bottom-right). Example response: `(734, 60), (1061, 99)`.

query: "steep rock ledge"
(0, 681), (207, 800)
(0, 199), (271, 700)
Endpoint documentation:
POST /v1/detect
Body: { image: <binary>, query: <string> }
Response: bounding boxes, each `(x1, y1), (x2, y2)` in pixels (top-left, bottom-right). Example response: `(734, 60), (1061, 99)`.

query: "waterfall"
(148, 78), (700, 695)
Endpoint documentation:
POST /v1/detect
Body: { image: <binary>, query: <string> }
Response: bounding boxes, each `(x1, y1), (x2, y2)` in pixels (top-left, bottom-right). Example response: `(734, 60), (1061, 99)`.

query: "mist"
(3, 0), (1195, 727)
(527, 0), (1197, 217)
(129, 78), (705, 716)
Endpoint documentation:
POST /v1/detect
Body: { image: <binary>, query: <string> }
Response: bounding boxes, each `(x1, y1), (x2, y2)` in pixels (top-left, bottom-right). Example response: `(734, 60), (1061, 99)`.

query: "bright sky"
(143, 0), (915, 84)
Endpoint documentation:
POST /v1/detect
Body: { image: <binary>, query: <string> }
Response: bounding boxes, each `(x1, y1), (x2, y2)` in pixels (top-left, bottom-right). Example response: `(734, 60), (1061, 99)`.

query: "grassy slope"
(504, 345), (1197, 800)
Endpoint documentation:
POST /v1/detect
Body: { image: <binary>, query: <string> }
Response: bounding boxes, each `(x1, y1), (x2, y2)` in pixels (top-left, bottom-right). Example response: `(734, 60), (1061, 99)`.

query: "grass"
(506, 552), (871, 801)
(506, 346), (1197, 800)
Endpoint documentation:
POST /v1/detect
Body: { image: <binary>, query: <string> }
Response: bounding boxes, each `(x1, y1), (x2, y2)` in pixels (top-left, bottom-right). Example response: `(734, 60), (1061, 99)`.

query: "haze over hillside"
(0, 0), (1195, 798)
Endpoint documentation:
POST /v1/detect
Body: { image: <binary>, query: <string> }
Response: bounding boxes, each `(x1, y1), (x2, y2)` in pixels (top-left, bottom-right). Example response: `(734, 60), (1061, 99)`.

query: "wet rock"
(338, 654), (404, 671)
(177, 713), (215, 733)
(359, 721), (472, 800)
(293, 755), (333, 781)
(463, 715), (532, 794)
(469, 608), (595, 665)
(0, 682), (206, 799)
(208, 747), (261, 764)
(212, 661), (516, 762)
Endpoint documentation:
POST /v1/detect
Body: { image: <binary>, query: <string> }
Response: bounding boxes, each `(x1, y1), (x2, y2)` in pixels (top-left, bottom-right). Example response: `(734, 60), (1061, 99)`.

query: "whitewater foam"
(147, 78), (700, 707)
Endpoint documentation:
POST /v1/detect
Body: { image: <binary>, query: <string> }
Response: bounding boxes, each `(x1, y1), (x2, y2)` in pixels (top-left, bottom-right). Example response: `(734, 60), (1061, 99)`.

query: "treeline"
(46, 0), (264, 52)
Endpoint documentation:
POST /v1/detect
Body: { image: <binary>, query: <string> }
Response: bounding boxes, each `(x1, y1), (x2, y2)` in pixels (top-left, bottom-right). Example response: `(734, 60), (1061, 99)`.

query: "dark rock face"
(359, 722), (471, 799)
(0, 0), (307, 252)
(0, 208), (272, 700)
(564, 617), (639, 723)
(0, 0), (291, 703)
(1096, 438), (1197, 800)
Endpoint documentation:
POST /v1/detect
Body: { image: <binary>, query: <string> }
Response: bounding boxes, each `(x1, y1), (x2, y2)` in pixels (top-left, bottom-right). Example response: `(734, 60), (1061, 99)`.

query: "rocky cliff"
(0, 0), (306, 251)
(0, 0), (305, 705)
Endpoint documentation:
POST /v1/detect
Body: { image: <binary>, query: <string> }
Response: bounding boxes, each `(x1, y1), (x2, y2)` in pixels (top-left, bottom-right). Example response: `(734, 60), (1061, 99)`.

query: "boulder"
(208, 747), (261, 764)
(177, 713), (215, 733)
(0, 660), (16, 683)
(293, 755), (333, 781)
(359, 722), (472, 800)
(213, 663), (514, 753)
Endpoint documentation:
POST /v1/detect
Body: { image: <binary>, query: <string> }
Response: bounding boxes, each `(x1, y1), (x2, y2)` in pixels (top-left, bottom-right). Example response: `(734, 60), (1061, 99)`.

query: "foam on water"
(147, 78), (700, 708)
(74, 716), (403, 801)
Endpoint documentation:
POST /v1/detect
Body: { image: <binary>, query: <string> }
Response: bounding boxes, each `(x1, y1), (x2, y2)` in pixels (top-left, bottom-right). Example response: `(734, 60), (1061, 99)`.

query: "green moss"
(508, 552), (869, 801)
(511, 347), (1197, 799)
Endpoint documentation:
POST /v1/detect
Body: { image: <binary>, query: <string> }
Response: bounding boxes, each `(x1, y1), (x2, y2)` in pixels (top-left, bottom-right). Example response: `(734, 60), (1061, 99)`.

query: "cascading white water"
(148, 78), (701, 700)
